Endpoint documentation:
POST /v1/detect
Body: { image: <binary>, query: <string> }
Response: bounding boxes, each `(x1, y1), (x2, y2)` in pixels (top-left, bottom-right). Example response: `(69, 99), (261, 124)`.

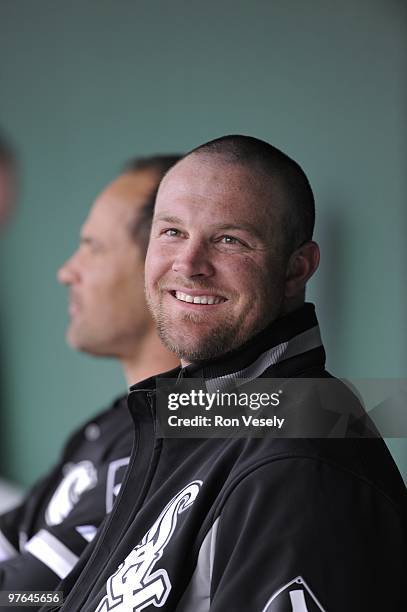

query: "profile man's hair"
(124, 154), (182, 253)
(124, 154), (182, 177)
(189, 135), (315, 257)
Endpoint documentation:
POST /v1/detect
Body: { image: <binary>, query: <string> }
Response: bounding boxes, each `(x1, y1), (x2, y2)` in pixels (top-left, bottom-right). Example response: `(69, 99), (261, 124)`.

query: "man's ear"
(284, 241), (320, 298)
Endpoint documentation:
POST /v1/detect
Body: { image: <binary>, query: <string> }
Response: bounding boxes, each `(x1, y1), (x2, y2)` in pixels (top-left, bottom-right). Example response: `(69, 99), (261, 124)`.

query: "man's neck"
(121, 332), (179, 387)
(178, 303), (320, 379)
(179, 302), (306, 370)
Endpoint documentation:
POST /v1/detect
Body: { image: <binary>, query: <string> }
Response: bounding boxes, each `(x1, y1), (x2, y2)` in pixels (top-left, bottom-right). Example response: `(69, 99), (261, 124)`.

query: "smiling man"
(145, 144), (318, 363)
(56, 136), (406, 612)
(0, 155), (180, 599)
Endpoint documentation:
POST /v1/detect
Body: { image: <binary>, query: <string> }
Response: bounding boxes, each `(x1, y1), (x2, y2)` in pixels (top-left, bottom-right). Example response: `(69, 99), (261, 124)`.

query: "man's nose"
(57, 253), (80, 285)
(171, 239), (214, 278)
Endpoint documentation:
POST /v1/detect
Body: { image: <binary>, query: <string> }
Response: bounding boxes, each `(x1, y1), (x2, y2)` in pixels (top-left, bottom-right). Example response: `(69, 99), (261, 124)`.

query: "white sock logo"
(45, 460), (97, 526)
(96, 481), (202, 612)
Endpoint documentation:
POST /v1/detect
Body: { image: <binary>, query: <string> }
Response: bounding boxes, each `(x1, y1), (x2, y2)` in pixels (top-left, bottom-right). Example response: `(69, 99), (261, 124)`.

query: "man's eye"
(80, 240), (104, 254)
(219, 235), (242, 245)
(163, 228), (180, 237)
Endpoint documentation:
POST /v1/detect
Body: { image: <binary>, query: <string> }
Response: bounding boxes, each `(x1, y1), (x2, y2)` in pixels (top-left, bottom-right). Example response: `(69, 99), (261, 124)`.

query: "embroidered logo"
(262, 576), (327, 612)
(45, 460), (98, 526)
(96, 480), (202, 612)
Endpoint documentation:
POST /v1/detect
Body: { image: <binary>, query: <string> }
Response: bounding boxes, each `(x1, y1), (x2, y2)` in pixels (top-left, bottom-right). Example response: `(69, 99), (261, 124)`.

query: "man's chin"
(153, 304), (254, 361)
(66, 328), (91, 353)
(157, 328), (235, 363)
(66, 328), (79, 349)
(66, 337), (86, 353)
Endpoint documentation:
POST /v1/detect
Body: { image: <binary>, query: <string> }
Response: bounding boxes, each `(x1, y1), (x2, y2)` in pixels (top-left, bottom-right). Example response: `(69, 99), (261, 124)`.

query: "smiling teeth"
(175, 291), (225, 305)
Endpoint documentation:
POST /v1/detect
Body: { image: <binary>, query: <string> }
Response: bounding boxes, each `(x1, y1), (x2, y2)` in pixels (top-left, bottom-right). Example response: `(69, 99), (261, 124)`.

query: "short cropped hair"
(124, 154), (182, 253)
(190, 135), (315, 257)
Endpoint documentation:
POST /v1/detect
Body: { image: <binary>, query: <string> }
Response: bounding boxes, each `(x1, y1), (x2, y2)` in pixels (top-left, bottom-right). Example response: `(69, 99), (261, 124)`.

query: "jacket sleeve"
(0, 503), (25, 561)
(0, 475), (122, 612)
(0, 470), (55, 562)
(0, 397), (132, 601)
(0, 454), (131, 612)
(0, 479), (103, 591)
(0, 420), (91, 565)
(208, 457), (405, 611)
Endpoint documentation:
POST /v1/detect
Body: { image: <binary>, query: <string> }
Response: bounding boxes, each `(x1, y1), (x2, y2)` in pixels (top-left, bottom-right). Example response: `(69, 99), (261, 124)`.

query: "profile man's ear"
(284, 241), (320, 298)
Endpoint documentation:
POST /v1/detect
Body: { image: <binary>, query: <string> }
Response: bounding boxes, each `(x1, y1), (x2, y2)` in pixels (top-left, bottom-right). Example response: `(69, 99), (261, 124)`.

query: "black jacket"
(0, 395), (133, 602)
(54, 304), (406, 611)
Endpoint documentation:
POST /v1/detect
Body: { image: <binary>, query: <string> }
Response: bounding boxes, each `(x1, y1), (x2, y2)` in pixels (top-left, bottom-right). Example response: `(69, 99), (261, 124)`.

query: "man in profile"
(0, 155), (180, 592)
(56, 135), (406, 612)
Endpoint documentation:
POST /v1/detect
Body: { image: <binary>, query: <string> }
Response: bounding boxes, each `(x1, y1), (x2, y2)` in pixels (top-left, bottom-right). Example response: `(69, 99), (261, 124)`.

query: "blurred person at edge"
(0, 132), (17, 230)
(0, 154), (180, 599)
(0, 132), (20, 506)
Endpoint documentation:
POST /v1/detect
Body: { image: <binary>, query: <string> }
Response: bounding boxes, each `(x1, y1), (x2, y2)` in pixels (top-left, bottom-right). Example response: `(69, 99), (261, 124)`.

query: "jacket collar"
(130, 303), (324, 393)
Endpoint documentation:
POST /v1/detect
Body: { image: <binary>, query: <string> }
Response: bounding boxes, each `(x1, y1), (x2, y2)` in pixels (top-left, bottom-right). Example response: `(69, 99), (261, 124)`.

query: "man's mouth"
(68, 294), (81, 317)
(171, 290), (227, 305)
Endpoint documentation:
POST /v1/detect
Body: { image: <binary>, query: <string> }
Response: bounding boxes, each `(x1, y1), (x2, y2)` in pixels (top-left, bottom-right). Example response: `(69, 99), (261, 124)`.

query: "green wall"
(0, 0), (405, 487)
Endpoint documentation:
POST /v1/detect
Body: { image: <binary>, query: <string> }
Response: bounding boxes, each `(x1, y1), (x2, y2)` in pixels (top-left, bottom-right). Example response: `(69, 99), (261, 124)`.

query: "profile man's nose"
(57, 255), (79, 285)
(171, 240), (214, 277)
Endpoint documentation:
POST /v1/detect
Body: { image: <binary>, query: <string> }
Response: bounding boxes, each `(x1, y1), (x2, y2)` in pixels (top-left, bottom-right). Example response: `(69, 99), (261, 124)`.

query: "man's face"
(58, 170), (157, 357)
(145, 154), (289, 363)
